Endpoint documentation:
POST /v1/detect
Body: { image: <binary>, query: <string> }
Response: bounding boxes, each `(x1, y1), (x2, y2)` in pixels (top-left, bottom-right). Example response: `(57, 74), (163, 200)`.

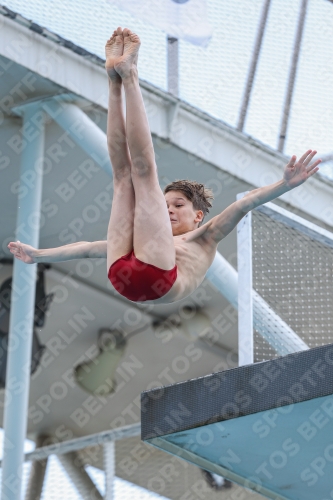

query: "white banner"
(108, 0), (213, 46)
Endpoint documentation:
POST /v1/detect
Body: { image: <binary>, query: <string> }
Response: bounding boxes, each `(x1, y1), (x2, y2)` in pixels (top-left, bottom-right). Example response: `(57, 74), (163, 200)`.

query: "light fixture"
(74, 329), (127, 396)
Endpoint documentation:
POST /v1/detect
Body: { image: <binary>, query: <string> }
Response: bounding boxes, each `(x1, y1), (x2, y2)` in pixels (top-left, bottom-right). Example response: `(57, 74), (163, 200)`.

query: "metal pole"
(41, 100), (112, 176)
(167, 36), (179, 96)
(237, 0), (272, 132)
(1, 104), (45, 500)
(237, 193), (254, 365)
(104, 442), (115, 500)
(13, 423), (140, 464)
(24, 435), (49, 500)
(278, 0), (308, 152)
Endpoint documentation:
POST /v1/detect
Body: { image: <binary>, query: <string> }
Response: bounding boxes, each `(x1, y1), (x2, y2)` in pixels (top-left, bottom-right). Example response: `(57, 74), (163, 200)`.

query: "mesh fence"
(1, 0), (333, 175)
(251, 207), (333, 363)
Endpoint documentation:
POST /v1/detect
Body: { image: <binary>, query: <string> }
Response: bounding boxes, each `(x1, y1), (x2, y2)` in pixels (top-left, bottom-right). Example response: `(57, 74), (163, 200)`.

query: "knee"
(113, 173), (133, 190)
(131, 155), (156, 177)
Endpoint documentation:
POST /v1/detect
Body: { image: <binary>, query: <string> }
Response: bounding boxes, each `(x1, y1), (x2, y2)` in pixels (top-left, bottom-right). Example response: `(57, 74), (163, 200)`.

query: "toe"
(116, 26), (122, 35)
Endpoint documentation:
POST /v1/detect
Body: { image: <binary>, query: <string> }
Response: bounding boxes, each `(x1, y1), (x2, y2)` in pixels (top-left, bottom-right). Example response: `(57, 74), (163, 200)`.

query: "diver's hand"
(7, 241), (36, 264)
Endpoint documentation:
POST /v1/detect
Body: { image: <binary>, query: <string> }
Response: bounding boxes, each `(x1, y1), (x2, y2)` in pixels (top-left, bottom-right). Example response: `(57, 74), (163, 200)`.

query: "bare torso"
(140, 226), (218, 305)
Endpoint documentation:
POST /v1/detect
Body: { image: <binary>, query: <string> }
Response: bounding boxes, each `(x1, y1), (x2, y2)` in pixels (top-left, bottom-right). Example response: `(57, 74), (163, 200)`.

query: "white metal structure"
(237, 198), (333, 364)
(236, 194), (253, 366)
(1, 103), (45, 500)
(24, 424), (139, 500)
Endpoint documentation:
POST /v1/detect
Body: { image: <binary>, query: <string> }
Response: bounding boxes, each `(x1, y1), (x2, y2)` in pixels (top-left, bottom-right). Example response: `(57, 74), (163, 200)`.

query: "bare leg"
(105, 28), (135, 272)
(115, 29), (175, 270)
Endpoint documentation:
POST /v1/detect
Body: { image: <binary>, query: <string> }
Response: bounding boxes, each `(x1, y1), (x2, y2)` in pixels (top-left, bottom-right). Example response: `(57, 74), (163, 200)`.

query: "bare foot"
(105, 27), (124, 81)
(114, 28), (141, 80)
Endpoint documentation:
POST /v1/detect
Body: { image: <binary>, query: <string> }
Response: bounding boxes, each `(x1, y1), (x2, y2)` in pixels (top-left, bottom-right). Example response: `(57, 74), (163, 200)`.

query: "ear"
(194, 210), (204, 224)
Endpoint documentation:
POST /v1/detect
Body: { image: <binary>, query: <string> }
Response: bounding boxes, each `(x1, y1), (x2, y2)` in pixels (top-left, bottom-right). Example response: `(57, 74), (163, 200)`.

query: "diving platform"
(141, 343), (333, 500)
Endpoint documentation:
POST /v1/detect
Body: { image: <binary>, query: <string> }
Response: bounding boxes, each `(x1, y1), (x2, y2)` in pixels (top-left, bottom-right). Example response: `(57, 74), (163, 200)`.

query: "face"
(165, 190), (204, 236)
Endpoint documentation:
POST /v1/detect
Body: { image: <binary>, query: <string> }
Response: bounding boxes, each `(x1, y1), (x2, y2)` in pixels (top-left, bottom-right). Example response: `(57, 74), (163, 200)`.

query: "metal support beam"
(41, 99), (112, 176)
(8, 423), (140, 464)
(237, 193), (253, 366)
(278, 0), (308, 152)
(237, 0), (272, 132)
(1, 104), (45, 500)
(58, 451), (103, 500)
(167, 36), (179, 97)
(24, 436), (49, 500)
(104, 442), (115, 500)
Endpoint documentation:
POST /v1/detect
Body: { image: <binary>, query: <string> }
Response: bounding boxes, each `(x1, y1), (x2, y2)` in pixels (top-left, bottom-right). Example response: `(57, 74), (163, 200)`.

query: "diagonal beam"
(42, 99), (112, 176)
(206, 252), (308, 355)
(24, 435), (49, 500)
(58, 451), (103, 500)
(237, 0), (272, 132)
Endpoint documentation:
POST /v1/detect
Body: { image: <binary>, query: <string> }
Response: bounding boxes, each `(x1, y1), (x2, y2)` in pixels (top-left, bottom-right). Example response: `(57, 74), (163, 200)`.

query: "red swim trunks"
(108, 250), (177, 302)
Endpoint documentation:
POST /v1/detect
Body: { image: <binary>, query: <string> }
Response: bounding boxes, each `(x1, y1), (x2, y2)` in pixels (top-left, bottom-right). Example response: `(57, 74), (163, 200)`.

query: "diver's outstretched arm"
(7, 240), (107, 264)
(202, 150), (321, 244)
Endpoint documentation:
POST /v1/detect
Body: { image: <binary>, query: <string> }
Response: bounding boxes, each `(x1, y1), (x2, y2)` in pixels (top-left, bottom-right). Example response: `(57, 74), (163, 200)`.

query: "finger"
(308, 166), (320, 177)
(306, 159), (321, 172)
(304, 150), (317, 166)
(287, 155), (297, 167)
(299, 149), (312, 163)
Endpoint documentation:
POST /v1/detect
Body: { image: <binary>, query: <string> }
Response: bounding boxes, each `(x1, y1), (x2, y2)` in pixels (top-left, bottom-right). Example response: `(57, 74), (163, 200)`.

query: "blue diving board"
(141, 343), (333, 500)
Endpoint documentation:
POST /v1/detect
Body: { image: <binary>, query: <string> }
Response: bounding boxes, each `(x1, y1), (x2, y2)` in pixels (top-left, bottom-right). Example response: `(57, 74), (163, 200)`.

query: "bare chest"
(174, 238), (216, 283)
